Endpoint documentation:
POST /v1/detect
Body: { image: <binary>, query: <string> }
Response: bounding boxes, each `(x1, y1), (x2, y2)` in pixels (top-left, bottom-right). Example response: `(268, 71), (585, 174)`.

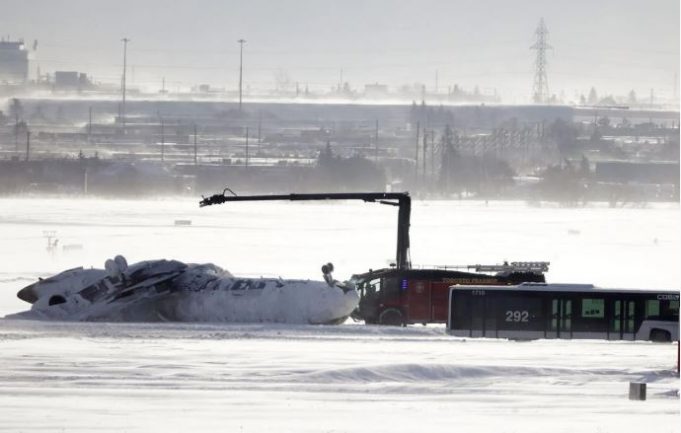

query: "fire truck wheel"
(378, 308), (404, 326)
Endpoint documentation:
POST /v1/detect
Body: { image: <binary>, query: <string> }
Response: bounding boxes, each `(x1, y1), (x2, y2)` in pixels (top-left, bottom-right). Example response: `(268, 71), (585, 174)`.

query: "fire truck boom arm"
(199, 191), (411, 270)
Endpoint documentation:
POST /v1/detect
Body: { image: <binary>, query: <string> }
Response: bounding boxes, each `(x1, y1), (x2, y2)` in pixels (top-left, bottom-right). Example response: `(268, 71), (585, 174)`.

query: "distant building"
(194, 84), (212, 93)
(54, 71), (92, 90)
(0, 39), (29, 83)
(595, 161), (680, 186)
(364, 83), (389, 99)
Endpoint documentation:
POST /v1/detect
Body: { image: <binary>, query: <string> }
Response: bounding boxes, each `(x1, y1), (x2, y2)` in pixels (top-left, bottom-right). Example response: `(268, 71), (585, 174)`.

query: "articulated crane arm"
(200, 190), (412, 270)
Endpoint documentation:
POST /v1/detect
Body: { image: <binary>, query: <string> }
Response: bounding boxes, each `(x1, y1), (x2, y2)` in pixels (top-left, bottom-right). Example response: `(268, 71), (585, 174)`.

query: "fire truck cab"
(352, 262), (548, 326)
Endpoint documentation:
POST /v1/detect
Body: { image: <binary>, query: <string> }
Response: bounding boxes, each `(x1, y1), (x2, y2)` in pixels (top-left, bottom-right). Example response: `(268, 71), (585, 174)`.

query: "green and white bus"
(448, 283), (679, 341)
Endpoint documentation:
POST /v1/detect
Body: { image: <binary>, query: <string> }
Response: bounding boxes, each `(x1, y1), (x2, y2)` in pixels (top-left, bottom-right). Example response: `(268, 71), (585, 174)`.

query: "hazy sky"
(1, 0), (678, 102)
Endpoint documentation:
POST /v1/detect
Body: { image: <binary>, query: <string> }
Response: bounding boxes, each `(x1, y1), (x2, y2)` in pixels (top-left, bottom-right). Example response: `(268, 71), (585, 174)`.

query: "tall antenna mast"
(121, 37), (130, 128)
(530, 18), (551, 104)
(237, 39), (246, 111)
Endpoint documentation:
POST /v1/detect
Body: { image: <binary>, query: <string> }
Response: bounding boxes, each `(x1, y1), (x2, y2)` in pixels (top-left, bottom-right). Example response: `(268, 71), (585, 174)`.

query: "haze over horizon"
(1, 0), (679, 103)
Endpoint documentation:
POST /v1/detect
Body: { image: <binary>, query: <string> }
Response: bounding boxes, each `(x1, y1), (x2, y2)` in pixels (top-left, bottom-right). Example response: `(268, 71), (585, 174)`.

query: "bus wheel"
(650, 329), (671, 342)
(378, 308), (404, 326)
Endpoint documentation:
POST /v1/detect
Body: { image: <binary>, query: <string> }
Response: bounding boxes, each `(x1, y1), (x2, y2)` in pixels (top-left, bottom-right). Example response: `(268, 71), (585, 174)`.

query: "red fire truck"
(350, 263), (548, 325)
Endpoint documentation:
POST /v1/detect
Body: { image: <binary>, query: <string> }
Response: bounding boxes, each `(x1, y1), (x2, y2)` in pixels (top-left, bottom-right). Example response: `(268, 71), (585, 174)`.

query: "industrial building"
(0, 38), (29, 83)
(54, 71), (92, 91)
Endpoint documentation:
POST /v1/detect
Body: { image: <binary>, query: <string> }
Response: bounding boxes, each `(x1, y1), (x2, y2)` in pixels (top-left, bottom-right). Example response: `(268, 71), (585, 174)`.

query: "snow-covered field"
(0, 198), (679, 432)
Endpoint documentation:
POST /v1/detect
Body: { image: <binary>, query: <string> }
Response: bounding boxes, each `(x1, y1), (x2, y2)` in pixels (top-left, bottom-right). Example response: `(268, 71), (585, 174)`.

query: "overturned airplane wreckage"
(11, 255), (359, 324)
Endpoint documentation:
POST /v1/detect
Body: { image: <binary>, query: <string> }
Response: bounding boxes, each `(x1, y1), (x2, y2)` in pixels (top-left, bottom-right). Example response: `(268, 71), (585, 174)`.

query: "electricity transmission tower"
(530, 18), (551, 103)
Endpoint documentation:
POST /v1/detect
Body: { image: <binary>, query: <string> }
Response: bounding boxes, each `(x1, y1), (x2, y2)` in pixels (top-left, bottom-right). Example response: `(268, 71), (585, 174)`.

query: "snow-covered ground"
(0, 321), (678, 433)
(0, 198), (679, 432)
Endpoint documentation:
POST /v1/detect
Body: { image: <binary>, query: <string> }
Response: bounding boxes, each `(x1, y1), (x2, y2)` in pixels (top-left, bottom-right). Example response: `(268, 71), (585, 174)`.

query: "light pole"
(193, 124), (198, 166)
(374, 119), (379, 162)
(160, 117), (165, 162)
(88, 106), (92, 142)
(121, 37), (130, 129)
(25, 129), (30, 162)
(245, 127), (249, 168)
(237, 39), (246, 112)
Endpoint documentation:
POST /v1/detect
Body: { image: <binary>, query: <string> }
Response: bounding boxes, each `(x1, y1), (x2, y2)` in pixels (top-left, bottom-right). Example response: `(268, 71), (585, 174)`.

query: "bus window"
(645, 300), (660, 319)
(660, 300), (679, 320)
(612, 300), (621, 333)
(551, 299), (558, 331)
(581, 298), (604, 318)
(576, 298), (606, 332)
(484, 298), (497, 335)
(451, 293), (472, 330)
(625, 301), (635, 333)
(561, 300), (572, 332)
(470, 295), (484, 332)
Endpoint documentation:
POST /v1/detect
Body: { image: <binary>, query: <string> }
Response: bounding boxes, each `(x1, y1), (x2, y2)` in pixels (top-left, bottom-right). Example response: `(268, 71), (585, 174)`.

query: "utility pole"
(237, 39), (246, 112)
(414, 121), (420, 187)
(431, 130), (436, 180)
(245, 127), (249, 168)
(422, 130), (428, 185)
(193, 124), (198, 166)
(530, 18), (551, 103)
(121, 37), (130, 129)
(14, 112), (19, 154)
(374, 119), (379, 162)
(88, 106), (93, 141)
(160, 118), (165, 162)
(257, 111), (262, 143)
(25, 129), (30, 162)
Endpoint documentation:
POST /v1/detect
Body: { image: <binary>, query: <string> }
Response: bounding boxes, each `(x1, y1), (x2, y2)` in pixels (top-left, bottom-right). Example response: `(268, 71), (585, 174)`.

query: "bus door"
(609, 299), (623, 340)
(406, 280), (431, 323)
(623, 300), (636, 340)
(547, 298), (572, 338)
(609, 300), (636, 340)
(469, 293), (485, 338)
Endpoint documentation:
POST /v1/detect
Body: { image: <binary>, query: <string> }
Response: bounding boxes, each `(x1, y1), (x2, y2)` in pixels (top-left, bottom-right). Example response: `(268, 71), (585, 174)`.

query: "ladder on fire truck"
(469, 261), (550, 274)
